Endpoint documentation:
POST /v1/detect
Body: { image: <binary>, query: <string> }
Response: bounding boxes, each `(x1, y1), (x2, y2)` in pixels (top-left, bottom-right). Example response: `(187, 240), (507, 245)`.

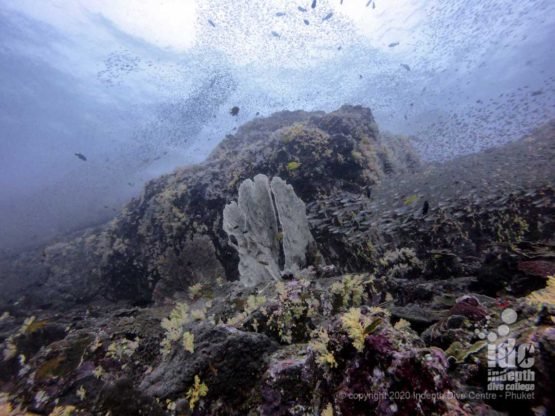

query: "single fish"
(230, 106), (240, 116)
(422, 200), (429, 215)
(311, 0), (317, 9)
(364, 318), (382, 334)
(271, 31), (281, 37)
(275, 12), (286, 17)
(322, 12), (333, 21)
(208, 19), (216, 27)
(388, 42), (399, 47)
(304, 19), (310, 25)
(74, 153), (87, 161)
(298, 6), (307, 12)
(400, 63), (411, 71)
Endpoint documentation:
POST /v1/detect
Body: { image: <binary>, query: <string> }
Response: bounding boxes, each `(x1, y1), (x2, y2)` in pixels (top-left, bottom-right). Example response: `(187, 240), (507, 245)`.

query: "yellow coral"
(322, 403), (334, 416)
(160, 303), (190, 356)
(15, 315), (48, 335)
(188, 283), (204, 300)
(310, 328), (337, 369)
(394, 318), (411, 330)
(341, 308), (367, 352)
(351, 150), (363, 161)
(185, 375), (208, 411)
(166, 399), (176, 411)
(93, 366), (105, 379)
(183, 331), (194, 353)
(247, 294), (266, 311)
(444, 340), (487, 364)
(527, 274), (555, 308)
(76, 386), (86, 401)
(286, 161), (301, 171)
(190, 309), (206, 321)
(106, 338), (140, 361)
(49, 406), (77, 416)
(281, 123), (307, 143)
(89, 336), (102, 353)
(225, 294), (266, 327)
(341, 308), (381, 352)
(330, 274), (369, 309)
(19, 316), (36, 334)
(403, 194), (419, 205)
(0, 393), (44, 415)
(276, 281), (288, 301)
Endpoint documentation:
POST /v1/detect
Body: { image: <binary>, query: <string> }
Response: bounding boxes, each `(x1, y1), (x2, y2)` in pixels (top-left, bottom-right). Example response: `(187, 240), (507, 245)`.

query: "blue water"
(0, 0), (554, 252)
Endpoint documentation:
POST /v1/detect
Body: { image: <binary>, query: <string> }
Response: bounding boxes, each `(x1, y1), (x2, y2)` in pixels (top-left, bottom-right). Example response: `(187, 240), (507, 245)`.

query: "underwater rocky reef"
(0, 105), (554, 415)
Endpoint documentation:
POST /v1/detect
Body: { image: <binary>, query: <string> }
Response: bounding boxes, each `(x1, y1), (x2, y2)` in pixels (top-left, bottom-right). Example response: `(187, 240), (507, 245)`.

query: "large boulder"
(140, 324), (277, 409)
(0, 105), (420, 309)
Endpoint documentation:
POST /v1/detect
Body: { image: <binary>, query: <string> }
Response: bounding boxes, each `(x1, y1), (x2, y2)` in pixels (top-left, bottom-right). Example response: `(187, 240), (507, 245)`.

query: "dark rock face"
(140, 324), (277, 405)
(260, 346), (313, 416)
(96, 378), (166, 416)
(0, 105), (419, 309)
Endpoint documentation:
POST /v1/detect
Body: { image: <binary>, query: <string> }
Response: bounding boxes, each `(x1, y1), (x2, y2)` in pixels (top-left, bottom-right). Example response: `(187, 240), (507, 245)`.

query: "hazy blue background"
(1, 0), (554, 254)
